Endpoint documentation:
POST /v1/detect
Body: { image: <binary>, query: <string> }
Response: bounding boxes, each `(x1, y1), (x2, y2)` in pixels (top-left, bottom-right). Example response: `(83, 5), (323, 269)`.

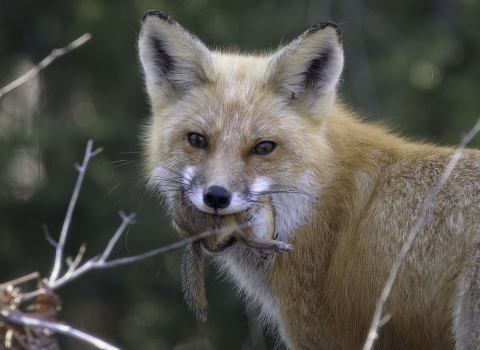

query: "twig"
(49, 140), (103, 284)
(0, 272), (40, 290)
(65, 243), (87, 279)
(23, 221), (247, 301)
(99, 211), (137, 263)
(362, 117), (480, 350)
(0, 33), (91, 99)
(23, 211), (134, 301)
(101, 223), (250, 268)
(43, 224), (58, 248)
(5, 324), (30, 349)
(1, 309), (120, 350)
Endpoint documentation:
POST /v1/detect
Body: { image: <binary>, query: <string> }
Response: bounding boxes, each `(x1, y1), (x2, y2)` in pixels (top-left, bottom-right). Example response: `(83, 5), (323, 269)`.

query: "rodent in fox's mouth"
(200, 235), (237, 256)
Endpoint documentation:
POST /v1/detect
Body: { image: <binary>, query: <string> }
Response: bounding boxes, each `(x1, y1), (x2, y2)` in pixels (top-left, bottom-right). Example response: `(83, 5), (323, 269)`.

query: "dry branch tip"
(0, 33), (92, 99)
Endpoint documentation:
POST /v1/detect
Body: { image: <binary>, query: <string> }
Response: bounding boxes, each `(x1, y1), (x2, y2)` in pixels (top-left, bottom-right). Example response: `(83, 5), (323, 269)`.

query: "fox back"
(138, 10), (480, 349)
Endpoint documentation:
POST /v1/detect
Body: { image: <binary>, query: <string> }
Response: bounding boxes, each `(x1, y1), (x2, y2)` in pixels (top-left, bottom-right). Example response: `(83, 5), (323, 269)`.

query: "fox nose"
(203, 186), (231, 210)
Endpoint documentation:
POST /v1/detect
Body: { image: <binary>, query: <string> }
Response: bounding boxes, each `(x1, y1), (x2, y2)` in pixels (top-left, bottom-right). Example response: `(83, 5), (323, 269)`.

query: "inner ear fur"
(267, 22), (344, 115)
(138, 10), (212, 101)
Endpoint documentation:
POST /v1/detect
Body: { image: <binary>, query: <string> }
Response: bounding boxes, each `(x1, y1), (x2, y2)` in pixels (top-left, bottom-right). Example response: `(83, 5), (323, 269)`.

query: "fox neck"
(217, 102), (407, 342)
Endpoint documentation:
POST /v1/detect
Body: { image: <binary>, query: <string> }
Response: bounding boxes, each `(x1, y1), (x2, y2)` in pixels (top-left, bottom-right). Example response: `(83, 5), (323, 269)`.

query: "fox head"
(138, 10), (344, 255)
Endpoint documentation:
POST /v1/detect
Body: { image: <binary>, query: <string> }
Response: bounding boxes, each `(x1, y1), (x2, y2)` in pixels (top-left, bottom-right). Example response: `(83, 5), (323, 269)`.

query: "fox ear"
(138, 10), (212, 102)
(268, 22), (344, 117)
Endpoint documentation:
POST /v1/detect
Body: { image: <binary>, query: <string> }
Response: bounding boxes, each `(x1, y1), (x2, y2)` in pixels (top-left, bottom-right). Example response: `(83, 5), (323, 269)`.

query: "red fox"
(138, 10), (480, 349)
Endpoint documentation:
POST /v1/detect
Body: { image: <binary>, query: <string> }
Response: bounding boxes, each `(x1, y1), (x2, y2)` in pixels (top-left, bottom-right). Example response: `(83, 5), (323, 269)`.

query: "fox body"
(138, 10), (480, 349)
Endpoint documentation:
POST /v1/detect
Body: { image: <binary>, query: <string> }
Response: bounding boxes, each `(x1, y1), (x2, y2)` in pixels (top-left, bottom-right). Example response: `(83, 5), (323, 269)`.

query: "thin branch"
(23, 211), (135, 301)
(42, 224), (58, 248)
(99, 211), (137, 263)
(1, 310), (120, 350)
(0, 33), (91, 99)
(0, 272), (40, 289)
(101, 223), (250, 268)
(65, 243), (87, 279)
(363, 117), (480, 350)
(23, 221), (248, 301)
(49, 140), (102, 284)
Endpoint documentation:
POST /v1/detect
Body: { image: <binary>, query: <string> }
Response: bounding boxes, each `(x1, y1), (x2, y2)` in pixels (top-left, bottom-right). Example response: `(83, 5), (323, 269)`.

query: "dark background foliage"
(1, 0), (479, 349)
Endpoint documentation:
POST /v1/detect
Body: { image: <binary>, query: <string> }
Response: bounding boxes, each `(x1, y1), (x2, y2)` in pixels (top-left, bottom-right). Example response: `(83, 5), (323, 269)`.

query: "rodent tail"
(182, 241), (208, 322)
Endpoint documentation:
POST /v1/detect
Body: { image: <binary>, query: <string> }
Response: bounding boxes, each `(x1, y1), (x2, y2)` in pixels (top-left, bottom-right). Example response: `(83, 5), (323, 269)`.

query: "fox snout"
(203, 186), (231, 210)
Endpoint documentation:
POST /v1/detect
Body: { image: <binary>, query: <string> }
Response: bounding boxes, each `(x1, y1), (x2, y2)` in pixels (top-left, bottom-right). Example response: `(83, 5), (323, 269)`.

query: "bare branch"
(49, 140), (102, 284)
(1, 309), (120, 350)
(23, 221), (247, 301)
(0, 33), (91, 99)
(65, 243), (87, 279)
(43, 224), (58, 248)
(0, 272), (40, 290)
(23, 211), (136, 301)
(99, 211), (137, 263)
(101, 223), (250, 268)
(363, 117), (480, 350)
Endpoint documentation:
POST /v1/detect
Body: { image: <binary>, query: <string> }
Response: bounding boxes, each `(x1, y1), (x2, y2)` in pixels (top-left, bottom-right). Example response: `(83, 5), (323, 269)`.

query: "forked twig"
(363, 117), (480, 350)
(22, 211), (135, 302)
(0, 34), (91, 99)
(22, 219), (246, 301)
(49, 140), (103, 284)
(99, 211), (136, 263)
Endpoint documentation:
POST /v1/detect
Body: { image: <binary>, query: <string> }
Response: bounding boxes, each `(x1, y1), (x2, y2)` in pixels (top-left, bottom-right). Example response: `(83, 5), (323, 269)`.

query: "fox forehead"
(147, 52), (328, 171)
(210, 52), (272, 82)
(164, 55), (293, 140)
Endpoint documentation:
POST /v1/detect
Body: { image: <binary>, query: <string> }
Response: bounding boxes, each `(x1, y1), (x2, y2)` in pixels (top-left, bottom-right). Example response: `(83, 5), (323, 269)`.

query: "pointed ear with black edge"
(138, 10), (212, 104)
(267, 22), (344, 118)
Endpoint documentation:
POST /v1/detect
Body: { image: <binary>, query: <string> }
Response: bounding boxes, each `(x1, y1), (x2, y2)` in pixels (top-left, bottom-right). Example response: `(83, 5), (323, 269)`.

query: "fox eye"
(187, 133), (208, 149)
(252, 141), (276, 155)
(187, 132), (208, 149)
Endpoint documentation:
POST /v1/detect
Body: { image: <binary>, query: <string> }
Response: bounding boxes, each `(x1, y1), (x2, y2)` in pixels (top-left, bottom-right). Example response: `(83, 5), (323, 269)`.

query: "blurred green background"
(1, 0), (480, 349)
